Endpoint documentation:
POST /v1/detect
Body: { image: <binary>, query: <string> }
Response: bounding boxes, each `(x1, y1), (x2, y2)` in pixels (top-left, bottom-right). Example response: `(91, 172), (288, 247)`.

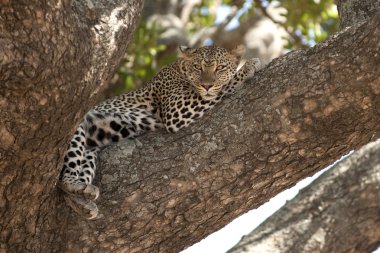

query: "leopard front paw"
(82, 184), (100, 200)
(59, 182), (99, 200)
(243, 58), (262, 78)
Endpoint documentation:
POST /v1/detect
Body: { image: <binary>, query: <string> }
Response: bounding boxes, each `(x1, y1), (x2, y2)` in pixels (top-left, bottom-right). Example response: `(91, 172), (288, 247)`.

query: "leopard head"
(178, 45), (244, 100)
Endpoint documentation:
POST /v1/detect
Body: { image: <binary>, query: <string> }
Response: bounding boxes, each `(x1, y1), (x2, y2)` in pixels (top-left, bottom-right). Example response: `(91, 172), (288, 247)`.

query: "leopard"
(58, 45), (261, 219)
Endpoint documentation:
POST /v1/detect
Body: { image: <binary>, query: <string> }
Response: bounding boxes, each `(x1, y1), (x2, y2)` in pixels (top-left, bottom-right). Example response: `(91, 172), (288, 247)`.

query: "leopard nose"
(200, 72), (215, 90)
(202, 83), (212, 91)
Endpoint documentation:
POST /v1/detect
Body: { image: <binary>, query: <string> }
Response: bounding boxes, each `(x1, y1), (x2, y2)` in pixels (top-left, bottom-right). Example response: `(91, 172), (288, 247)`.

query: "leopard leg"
(59, 110), (157, 191)
(59, 109), (161, 218)
(59, 123), (100, 201)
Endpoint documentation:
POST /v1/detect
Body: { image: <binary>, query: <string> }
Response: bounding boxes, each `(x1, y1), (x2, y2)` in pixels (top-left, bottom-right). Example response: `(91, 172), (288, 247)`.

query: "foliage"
(115, 0), (338, 93)
(187, 0), (219, 33)
(266, 0), (339, 47)
(115, 22), (166, 94)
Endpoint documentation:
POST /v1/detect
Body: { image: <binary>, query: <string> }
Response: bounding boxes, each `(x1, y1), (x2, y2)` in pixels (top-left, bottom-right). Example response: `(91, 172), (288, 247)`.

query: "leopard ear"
(230, 45), (245, 57)
(230, 45), (245, 64)
(178, 45), (194, 59)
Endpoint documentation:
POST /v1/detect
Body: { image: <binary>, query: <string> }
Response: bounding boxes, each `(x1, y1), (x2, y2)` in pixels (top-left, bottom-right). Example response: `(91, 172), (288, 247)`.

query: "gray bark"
(63, 13), (379, 252)
(227, 2), (380, 253)
(0, 0), (143, 252)
(0, 1), (379, 253)
(336, 0), (380, 29)
(227, 139), (380, 253)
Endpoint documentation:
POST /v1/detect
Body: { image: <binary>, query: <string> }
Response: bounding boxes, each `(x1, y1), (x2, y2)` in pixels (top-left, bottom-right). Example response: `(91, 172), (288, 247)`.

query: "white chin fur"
(197, 87), (220, 100)
(201, 93), (217, 100)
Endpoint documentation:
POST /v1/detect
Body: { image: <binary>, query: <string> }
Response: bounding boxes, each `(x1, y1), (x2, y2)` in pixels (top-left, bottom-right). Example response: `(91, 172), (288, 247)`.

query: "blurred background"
(104, 0), (338, 98)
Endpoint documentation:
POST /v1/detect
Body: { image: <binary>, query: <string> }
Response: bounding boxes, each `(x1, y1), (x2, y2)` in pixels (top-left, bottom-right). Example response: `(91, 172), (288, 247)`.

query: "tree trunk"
(68, 14), (379, 252)
(0, 0), (143, 252)
(0, 2), (379, 253)
(227, 139), (380, 253)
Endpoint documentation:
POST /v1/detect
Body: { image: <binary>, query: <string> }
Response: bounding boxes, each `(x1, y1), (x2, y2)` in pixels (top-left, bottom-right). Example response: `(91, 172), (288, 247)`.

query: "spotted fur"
(58, 45), (261, 219)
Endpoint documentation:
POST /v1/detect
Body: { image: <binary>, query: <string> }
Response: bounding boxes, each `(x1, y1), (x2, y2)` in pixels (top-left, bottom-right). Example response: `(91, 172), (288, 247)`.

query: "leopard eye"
(193, 63), (202, 70)
(216, 65), (227, 71)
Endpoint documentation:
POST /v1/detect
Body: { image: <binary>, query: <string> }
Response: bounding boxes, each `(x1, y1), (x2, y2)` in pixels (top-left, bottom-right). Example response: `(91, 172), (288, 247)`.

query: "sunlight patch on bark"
(107, 6), (129, 50)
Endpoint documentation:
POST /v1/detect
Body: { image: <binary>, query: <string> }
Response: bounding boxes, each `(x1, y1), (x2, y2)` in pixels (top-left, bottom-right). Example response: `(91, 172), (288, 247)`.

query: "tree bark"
(336, 0), (380, 29)
(64, 14), (379, 252)
(0, 2), (379, 253)
(0, 0), (143, 252)
(227, 2), (380, 253)
(227, 139), (380, 253)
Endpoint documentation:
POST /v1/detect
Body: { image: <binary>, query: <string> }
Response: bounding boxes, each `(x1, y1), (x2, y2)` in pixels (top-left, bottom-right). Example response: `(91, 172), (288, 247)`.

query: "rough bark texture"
(336, 0), (380, 29)
(0, 0), (143, 252)
(62, 14), (379, 252)
(227, 2), (380, 253)
(1, 1), (379, 253)
(227, 139), (380, 253)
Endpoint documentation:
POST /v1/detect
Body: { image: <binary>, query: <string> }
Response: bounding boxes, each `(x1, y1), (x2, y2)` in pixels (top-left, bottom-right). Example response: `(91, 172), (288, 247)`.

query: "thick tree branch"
(227, 139), (380, 253)
(228, 2), (380, 252)
(60, 13), (380, 252)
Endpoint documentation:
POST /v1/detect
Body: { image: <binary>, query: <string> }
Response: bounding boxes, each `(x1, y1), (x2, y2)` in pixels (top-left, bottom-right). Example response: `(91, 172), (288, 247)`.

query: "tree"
(0, 1), (379, 253)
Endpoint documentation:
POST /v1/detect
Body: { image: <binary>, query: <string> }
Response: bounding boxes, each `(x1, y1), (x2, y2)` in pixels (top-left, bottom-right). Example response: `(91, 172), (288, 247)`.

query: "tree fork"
(64, 13), (380, 252)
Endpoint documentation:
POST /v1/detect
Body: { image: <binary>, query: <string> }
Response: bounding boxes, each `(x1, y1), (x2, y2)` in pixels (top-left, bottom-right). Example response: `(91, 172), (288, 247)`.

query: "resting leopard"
(58, 45), (261, 219)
